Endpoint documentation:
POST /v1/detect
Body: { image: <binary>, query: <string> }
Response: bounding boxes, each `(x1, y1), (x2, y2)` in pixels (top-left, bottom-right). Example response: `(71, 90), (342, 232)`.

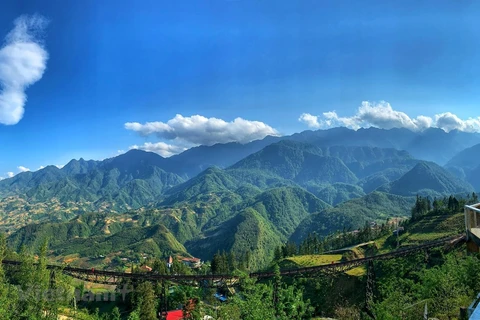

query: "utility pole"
(159, 281), (168, 320)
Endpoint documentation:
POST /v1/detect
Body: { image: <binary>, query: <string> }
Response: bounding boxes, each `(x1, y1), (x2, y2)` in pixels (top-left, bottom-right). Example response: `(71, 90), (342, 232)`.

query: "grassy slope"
(392, 212), (464, 246)
(279, 211), (464, 277)
(280, 254), (343, 269)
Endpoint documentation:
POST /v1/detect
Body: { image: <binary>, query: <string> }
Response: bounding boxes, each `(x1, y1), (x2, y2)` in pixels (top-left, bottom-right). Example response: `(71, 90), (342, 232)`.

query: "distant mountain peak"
(119, 148), (163, 158)
(267, 139), (317, 149)
(378, 160), (474, 196)
(422, 127), (447, 134)
(412, 161), (432, 170)
(112, 148), (165, 161)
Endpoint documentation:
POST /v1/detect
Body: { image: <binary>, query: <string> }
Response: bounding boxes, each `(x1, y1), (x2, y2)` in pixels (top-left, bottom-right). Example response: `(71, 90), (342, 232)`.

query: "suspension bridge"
(1, 233), (466, 285)
(3, 201), (479, 285)
(0, 233), (467, 320)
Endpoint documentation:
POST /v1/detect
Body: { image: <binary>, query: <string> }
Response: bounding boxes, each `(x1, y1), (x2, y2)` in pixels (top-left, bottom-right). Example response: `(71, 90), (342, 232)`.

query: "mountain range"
(1, 126), (479, 269)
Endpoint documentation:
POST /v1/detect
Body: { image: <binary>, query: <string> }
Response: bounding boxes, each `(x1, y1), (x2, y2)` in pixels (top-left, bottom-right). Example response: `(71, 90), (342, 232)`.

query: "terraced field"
(278, 252), (368, 276)
(396, 212), (464, 246)
(277, 211), (464, 278)
(281, 254), (343, 269)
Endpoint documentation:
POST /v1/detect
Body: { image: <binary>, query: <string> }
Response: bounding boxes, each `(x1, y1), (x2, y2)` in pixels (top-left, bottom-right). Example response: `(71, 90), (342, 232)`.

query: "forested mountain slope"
(290, 192), (416, 242)
(0, 150), (184, 212)
(445, 143), (480, 190)
(378, 161), (474, 197)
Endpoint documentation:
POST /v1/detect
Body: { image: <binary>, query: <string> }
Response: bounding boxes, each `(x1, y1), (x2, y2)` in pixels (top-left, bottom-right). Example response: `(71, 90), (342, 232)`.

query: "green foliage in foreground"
(373, 252), (480, 319)
(2, 221), (480, 320)
(0, 235), (75, 320)
(212, 268), (313, 320)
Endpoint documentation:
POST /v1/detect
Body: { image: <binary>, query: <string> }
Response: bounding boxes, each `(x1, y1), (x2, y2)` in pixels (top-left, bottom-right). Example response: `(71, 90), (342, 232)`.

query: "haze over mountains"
(1, 126), (479, 268)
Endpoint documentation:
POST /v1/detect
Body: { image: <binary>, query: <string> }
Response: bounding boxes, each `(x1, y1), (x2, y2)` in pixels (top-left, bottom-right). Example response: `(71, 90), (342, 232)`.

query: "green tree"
(14, 239), (57, 319)
(473, 192), (479, 204)
(217, 302), (242, 319)
(0, 233), (5, 283)
(171, 259), (191, 275)
(447, 195), (454, 212)
(453, 197), (460, 213)
(127, 310), (140, 320)
(152, 258), (168, 275)
(211, 252), (221, 274)
(282, 242), (297, 257)
(228, 251), (237, 272)
(244, 250), (251, 270)
(134, 282), (157, 320)
(0, 233), (16, 319)
(235, 275), (275, 320)
(110, 307), (121, 320)
(272, 264), (313, 320)
(274, 246), (284, 261)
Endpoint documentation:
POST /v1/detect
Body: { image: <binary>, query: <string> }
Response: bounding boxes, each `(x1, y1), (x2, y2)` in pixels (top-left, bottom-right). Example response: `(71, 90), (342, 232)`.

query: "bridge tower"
(465, 204), (480, 253)
(49, 270), (56, 289)
(158, 281), (168, 320)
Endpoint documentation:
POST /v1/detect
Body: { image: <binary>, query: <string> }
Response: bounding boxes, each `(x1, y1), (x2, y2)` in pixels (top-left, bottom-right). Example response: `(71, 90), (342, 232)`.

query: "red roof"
(140, 265), (152, 271)
(166, 310), (183, 320)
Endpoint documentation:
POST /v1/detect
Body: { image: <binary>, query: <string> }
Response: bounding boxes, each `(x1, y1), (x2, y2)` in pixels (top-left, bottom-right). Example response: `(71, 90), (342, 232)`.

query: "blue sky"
(1, 0), (480, 178)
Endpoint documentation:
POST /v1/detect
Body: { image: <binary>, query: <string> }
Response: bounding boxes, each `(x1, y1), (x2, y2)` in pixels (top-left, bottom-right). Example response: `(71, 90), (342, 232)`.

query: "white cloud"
(17, 166), (30, 172)
(0, 168), (31, 180)
(414, 115), (434, 131)
(0, 14), (49, 125)
(129, 142), (188, 157)
(38, 165), (44, 170)
(55, 164), (64, 169)
(125, 114), (279, 156)
(434, 112), (480, 133)
(298, 113), (320, 128)
(299, 101), (480, 133)
(125, 114), (279, 146)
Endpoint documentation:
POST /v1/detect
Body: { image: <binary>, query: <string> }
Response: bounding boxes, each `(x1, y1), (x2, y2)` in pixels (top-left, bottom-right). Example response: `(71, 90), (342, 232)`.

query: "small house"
(180, 257), (202, 268)
(139, 265), (152, 272)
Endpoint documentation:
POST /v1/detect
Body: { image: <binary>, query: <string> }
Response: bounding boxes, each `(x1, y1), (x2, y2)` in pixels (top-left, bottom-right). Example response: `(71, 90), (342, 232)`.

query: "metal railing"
(467, 292), (480, 319)
(465, 203), (480, 240)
